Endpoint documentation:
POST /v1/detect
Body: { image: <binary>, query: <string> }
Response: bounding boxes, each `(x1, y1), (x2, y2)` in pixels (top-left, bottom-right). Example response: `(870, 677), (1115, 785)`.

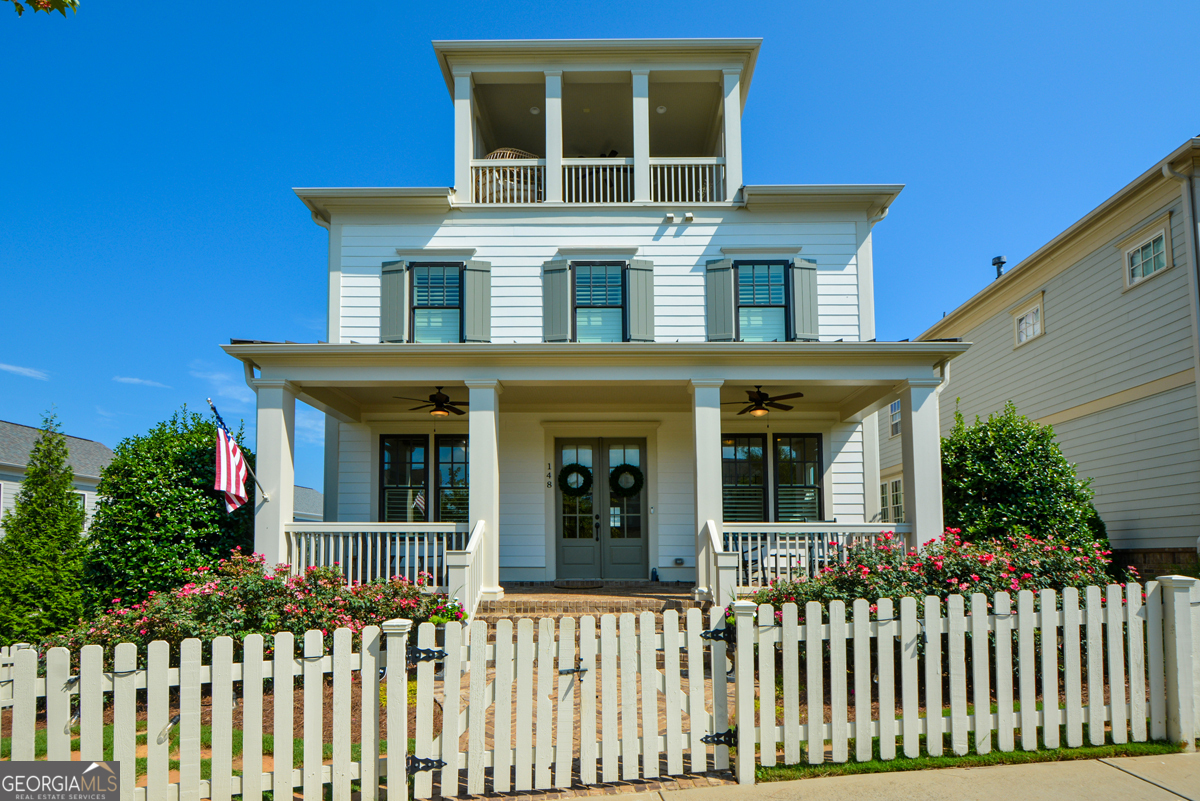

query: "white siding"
(336, 423), (372, 522)
(828, 423), (866, 522)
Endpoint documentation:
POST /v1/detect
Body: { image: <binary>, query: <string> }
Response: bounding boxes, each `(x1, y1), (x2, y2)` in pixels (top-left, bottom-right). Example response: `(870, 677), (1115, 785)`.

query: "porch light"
(749, 406), (769, 418)
(430, 407), (451, 418)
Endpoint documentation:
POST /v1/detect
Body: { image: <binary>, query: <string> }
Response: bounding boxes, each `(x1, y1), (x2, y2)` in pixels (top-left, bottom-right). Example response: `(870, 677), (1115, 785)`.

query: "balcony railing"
(562, 158), (634, 203)
(650, 157), (725, 203)
(471, 159), (545, 204)
(285, 522), (470, 589)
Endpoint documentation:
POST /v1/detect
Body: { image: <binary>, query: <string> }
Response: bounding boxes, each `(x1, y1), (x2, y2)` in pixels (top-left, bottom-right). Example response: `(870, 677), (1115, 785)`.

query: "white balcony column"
(722, 68), (743, 202)
(254, 379), (297, 567)
(466, 379), (503, 599)
(632, 69), (651, 202)
(453, 69), (473, 204)
(544, 70), (563, 203)
(899, 378), (944, 549)
(691, 379), (724, 596)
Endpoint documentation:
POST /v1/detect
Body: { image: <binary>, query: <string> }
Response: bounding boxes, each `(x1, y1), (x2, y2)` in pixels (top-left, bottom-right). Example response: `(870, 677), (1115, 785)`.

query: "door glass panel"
(436, 435), (469, 523)
(607, 443), (642, 540)
(381, 435), (427, 522)
(560, 444), (594, 539)
(722, 435), (766, 521)
(775, 434), (821, 522)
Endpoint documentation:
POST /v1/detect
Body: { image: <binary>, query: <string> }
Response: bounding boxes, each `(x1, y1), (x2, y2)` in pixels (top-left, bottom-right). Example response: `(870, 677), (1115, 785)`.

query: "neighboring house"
(880, 138), (1200, 573)
(223, 38), (967, 605)
(293, 486), (324, 522)
(0, 420), (114, 534)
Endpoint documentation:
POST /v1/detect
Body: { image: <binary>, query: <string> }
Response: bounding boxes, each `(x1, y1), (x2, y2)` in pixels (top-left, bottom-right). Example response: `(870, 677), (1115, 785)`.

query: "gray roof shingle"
(293, 486), (324, 519)
(0, 420), (115, 480)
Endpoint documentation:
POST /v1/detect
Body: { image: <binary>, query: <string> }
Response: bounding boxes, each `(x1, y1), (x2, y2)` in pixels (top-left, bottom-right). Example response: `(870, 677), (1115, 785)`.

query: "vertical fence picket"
(442, 621), (464, 796)
(639, 611), (659, 778)
(900, 597), (920, 758)
(303, 630), (324, 801)
(179, 638), (202, 801)
(80, 644), (104, 762)
(1145, 581), (1165, 740)
(1062, 588), (1084, 747)
(1017, 590), (1037, 750)
(556, 617), (577, 788)
(685, 609), (705, 774)
(924, 596), (943, 756)
(783, 603), (802, 764)
(413, 623), (437, 799)
(994, 592), (1014, 752)
(11, 648), (36, 760)
(970, 593), (991, 754)
(852, 599), (871, 762)
(1106, 584), (1127, 744)
(877, 598), (896, 760)
(469, 620), (489, 795)
(332, 628), (353, 801)
(662, 610), (684, 776)
(733, 603), (757, 785)
(619, 613), (639, 780)
(360, 626), (380, 801)
(384, 620), (411, 801)
(711, 606), (731, 771)
(757, 604), (777, 767)
(580, 616), (599, 784)
(535, 618), (555, 788)
(273, 632), (295, 799)
(948, 594), (968, 756)
(806, 601), (825, 764)
(147, 640), (170, 801)
(1126, 584), (1147, 742)
(493, 620), (515, 793)
(112, 642), (137, 801)
(211, 636), (234, 801)
(1039, 589), (1060, 749)
(45, 647), (71, 762)
(242, 634), (264, 801)
(829, 600), (848, 763)
(601, 614), (620, 782)
(1085, 585), (1105, 745)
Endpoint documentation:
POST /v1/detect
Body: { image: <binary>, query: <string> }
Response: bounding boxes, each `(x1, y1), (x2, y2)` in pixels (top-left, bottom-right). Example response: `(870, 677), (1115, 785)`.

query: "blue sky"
(3, 1), (1199, 492)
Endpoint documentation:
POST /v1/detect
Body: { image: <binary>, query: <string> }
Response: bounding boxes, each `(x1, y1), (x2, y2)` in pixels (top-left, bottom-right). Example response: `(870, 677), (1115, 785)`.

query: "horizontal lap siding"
(828, 424), (866, 522)
(337, 214), (862, 343)
(498, 417), (547, 571)
(337, 423), (372, 521)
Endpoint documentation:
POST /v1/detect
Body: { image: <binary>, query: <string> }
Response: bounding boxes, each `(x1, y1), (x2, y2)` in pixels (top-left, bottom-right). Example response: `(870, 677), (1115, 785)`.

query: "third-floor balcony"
(470, 154), (726, 204)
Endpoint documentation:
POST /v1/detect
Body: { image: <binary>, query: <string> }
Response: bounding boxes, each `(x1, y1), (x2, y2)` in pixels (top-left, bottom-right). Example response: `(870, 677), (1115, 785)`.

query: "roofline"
(921, 137), (1200, 341)
(742, 184), (903, 214)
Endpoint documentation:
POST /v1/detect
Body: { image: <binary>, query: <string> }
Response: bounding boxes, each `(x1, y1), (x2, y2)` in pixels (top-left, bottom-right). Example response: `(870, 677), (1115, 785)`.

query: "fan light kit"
(722, 385), (804, 417)
(394, 387), (469, 418)
(656, 105), (667, 114)
(530, 106), (540, 115)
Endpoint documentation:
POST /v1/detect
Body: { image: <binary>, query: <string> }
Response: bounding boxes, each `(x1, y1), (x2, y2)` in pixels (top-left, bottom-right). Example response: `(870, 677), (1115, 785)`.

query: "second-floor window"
(1128, 232), (1166, 285)
(889, 400), (902, 437)
(412, 264), (462, 343)
(736, 261), (787, 341)
(574, 262), (625, 342)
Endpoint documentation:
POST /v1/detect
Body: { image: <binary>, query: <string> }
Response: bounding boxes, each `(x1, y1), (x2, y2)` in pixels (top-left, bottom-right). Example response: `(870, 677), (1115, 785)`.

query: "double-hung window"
(411, 263), (462, 343)
(722, 433), (823, 522)
(1128, 233), (1167, 285)
(380, 434), (470, 523)
(574, 262), (625, 342)
(879, 477), (904, 523)
(735, 261), (788, 341)
(889, 400), (902, 437)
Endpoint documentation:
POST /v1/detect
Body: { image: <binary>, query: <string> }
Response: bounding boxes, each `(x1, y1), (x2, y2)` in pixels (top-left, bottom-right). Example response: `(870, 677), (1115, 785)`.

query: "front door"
(556, 438), (648, 579)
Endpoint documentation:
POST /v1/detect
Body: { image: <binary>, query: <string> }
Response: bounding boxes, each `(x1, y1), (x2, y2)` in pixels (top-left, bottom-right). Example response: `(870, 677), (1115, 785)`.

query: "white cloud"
(295, 406), (326, 446)
(113, 376), (172, 389)
(189, 361), (254, 408)
(0, 363), (49, 381)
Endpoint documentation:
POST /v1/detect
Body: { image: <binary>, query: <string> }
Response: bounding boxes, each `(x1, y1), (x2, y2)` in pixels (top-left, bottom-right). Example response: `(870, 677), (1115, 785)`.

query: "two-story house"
(879, 138), (1200, 574)
(223, 38), (967, 614)
(0, 420), (113, 534)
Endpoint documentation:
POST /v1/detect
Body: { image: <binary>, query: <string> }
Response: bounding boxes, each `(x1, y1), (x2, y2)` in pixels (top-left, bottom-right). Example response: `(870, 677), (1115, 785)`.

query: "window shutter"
(542, 259), (571, 342)
(705, 258), (735, 341)
(380, 260), (408, 343)
(789, 258), (819, 341)
(463, 259), (492, 343)
(627, 259), (656, 342)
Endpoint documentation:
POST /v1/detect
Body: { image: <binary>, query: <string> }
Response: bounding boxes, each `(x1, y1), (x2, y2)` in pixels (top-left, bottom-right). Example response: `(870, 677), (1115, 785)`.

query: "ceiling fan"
(722, 386), (804, 417)
(394, 387), (469, 418)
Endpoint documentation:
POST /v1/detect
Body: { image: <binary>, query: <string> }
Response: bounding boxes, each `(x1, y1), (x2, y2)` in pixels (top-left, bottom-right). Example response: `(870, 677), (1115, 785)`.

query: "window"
(721, 435), (767, 521)
(735, 261), (787, 341)
(434, 435), (469, 523)
(411, 264), (462, 343)
(722, 433), (824, 522)
(879, 478), (903, 523)
(773, 434), (822, 522)
(1127, 233), (1166, 285)
(889, 400), (902, 438)
(1012, 293), (1044, 347)
(380, 434), (470, 523)
(574, 262), (625, 342)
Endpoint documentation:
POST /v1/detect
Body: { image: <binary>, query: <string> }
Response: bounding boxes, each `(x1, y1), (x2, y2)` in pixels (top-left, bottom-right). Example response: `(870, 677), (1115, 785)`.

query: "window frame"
(888, 400), (902, 438)
(378, 433), (471, 523)
(433, 433), (470, 524)
(409, 262), (465, 343)
(720, 433), (769, 522)
(1118, 212), (1174, 292)
(1011, 292), (1044, 348)
(771, 433), (824, 522)
(571, 260), (628, 343)
(721, 431), (825, 523)
(733, 259), (791, 342)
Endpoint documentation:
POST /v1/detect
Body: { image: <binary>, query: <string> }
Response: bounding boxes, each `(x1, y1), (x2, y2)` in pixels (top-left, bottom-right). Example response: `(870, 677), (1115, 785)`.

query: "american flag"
(213, 413), (249, 513)
(413, 490), (426, 514)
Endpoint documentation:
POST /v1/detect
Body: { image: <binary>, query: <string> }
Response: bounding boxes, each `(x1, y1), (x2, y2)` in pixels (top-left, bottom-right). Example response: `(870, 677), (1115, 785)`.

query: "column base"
(479, 586), (505, 602)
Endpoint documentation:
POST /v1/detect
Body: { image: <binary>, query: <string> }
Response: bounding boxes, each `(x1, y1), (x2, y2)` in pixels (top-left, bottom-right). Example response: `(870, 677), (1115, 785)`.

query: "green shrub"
(84, 407), (254, 611)
(942, 401), (1103, 547)
(0, 413), (87, 643)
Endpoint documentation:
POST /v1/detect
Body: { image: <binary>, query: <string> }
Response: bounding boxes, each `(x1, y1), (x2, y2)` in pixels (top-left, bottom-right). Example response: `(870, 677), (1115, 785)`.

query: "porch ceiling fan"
(723, 386), (804, 417)
(394, 386), (469, 418)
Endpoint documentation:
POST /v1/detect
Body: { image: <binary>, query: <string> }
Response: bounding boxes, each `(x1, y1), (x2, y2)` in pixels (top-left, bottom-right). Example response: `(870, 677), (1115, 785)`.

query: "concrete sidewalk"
(616, 752), (1199, 801)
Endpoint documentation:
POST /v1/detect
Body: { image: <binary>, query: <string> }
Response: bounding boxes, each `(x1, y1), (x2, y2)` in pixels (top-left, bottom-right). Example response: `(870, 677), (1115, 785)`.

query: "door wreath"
(608, 463), (644, 498)
(558, 463), (593, 497)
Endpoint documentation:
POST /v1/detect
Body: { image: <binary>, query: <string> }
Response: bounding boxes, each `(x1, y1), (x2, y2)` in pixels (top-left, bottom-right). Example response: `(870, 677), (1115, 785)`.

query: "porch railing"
(445, 519), (485, 620)
(563, 158), (634, 203)
(722, 522), (914, 594)
(284, 522), (470, 589)
(471, 159), (545, 203)
(650, 157), (725, 202)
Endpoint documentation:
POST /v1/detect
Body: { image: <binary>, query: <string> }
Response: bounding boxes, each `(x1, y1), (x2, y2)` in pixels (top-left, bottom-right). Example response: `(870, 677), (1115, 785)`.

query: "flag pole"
(207, 398), (270, 502)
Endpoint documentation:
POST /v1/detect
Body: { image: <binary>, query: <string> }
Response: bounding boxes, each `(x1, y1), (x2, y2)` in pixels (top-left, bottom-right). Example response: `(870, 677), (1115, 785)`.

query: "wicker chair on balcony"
(476, 147), (543, 203)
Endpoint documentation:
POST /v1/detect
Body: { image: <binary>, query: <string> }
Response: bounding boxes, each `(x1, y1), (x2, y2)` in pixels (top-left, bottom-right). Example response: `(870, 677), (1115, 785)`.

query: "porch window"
(411, 264), (463, 343)
(574, 262), (625, 342)
(435, 435), (469, 523)
(735, 261), (787, 342)
(380, 436), (428, 522)
(773, 434), (822, 522)
(721, 435), (767, 521)
(723, 432), (824, 522)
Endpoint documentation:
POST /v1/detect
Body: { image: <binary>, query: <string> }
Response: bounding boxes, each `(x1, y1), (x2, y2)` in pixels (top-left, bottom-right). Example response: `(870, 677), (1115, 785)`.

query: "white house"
(223, 38), (966, 613)
(0, 420), (114, 534)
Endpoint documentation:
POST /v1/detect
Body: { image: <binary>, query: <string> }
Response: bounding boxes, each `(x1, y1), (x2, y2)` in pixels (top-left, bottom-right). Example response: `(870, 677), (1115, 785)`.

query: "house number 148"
(546, 463), (553, 488)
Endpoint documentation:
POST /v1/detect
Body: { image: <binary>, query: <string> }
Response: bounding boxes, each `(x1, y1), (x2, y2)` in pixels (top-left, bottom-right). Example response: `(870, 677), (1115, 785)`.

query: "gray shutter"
(463, 260), (492, 343)
(627, 259), (656, 342)
(790, 258), (819, 341)
(542, 259), (571, 342)
(380, 260), (407, 343)
(705, 258), (735, 341)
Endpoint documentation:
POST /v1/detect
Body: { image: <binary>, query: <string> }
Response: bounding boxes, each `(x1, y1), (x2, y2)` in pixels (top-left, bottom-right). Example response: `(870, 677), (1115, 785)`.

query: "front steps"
(475, 581), (707, 630)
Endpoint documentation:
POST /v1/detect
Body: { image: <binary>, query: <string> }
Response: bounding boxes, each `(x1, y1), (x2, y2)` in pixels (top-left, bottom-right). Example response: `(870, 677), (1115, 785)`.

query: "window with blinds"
(435, 435), (469, 523)
(380, 435), (428, 522)
(735, 261), (787, 342)
(574, 262), (625, 342)
(721, 434), (766, 521)
(722, 432), (824, 523)
(411, 264), (462, 343)
(773, 434), (822, 522)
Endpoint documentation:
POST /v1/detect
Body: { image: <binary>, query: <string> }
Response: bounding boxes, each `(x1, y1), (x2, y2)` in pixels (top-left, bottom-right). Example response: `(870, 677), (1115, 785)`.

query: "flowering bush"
(45, 549), (465, 658)
(748, 527), (1131, 614)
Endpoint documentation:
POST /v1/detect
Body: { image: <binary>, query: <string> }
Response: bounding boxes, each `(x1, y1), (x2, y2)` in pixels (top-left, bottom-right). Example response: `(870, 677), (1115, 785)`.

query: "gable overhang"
(742, 184), (904, 219)
(296, 187), (454, 226)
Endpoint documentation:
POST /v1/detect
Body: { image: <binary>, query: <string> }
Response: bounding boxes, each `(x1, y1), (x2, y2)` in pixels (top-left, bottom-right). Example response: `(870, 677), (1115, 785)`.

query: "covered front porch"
(224, 341), (967, 617)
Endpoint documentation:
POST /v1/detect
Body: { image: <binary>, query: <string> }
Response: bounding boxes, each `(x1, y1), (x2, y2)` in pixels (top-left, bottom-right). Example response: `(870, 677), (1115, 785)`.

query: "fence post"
(446, 550), (472, 613)
(731, 600), (757, 785)
(715, 551), (740, 610)
(382, 618), (413, 801)
(1159, 575), (1197, 750)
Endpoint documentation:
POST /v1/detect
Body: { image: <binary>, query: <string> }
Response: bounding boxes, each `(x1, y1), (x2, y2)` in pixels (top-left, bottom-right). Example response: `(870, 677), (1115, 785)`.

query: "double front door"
(556, 438), (648, 579)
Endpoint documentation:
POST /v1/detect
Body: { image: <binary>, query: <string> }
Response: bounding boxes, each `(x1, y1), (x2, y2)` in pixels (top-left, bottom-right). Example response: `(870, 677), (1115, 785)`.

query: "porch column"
(632, 69), (651, 202)
(453, 69), (473, 204)
(544, 70), (563, 203)
(466, 380), (503, 600)
(254, 379), (296, 567)
(899, 378), (944, 548)
(722, 69), (743, 201)
(691, 379), (724, 597)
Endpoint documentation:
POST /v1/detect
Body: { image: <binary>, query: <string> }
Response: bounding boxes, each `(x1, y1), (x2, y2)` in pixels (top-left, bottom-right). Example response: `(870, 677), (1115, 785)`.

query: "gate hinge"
(700, 626), (736, 645)
(407, 646), (448, 664)
(701, 728), (737, 747)
(406, 756), (446, 775)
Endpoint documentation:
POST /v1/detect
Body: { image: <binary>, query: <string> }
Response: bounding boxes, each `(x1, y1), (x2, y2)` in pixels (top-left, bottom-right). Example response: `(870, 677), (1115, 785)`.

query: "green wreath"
(608, 463), (645, 498)
(558, 463), (593, 497)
